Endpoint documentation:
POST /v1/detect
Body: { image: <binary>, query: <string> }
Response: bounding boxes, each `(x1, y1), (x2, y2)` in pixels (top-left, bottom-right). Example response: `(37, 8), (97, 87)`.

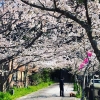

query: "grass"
(75, 92), (82, 98)
(73, 82), (78, 91)
(9, 81), (54, 100)
(0, 92), (12, 100)
(73, 82), (82, 98)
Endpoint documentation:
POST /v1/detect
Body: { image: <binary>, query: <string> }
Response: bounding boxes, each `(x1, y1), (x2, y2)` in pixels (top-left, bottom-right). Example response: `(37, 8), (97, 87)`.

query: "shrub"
(29, 72), (42, 85)
(29, 68), (53, 85)
(41, 68), (51, 82)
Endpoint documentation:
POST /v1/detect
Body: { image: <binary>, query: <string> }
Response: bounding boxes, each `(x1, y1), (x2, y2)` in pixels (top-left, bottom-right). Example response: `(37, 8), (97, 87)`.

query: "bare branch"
(0, 11), (9, 19)
(25, 22), (43, 49)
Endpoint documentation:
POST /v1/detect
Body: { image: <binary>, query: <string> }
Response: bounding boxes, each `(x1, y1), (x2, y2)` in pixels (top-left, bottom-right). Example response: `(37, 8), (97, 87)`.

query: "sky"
(0, 0), (4, 7)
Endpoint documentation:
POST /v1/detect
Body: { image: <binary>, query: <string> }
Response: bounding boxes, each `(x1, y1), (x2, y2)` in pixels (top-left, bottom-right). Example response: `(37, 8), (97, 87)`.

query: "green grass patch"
(75, 92), (82, 98)
(0, 92), (12, 100)
(76, 84), (82, 98)
(73, 82), (78, 91)
(73, 82), (82, 98)
(10, 81), (54, 100)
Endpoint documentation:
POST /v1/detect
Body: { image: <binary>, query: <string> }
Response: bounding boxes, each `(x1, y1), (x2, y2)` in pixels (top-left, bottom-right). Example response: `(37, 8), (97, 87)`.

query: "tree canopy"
(0, 0), (100, 72)
(0, 0), (100, 99)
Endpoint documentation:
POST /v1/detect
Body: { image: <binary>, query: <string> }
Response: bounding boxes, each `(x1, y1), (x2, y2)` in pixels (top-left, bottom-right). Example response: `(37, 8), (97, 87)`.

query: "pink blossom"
(79, 63), (85, 70)
(83, 58), (89, 64)
(87, 51), (92, 57)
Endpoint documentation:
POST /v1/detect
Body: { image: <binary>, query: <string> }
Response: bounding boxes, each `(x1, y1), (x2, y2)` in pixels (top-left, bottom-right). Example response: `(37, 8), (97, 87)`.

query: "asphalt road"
(16, 83), (80, 100)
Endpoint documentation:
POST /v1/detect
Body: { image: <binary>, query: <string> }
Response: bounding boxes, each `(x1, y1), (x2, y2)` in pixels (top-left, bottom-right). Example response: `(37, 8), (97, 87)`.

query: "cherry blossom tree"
(20, 0), (100, 62)
(19, 0), (100, 99)
(0, 0), (46, 91)
(0, 0), (100, 99)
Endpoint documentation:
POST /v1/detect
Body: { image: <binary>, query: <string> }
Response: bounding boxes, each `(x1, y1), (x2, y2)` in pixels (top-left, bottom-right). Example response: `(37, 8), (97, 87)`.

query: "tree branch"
(38, 0), (45, 8)
(84, 0), (91, 25)
(53, 0), (57, 9)
(0, 51), (20, 64)
(25, 22), (43, 48)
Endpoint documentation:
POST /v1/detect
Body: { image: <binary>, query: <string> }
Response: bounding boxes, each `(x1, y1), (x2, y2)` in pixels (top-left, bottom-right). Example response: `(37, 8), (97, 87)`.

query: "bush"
(29, 68), (52, 85)
(41, 68), (51, 82)
(0, 92), (12, 100)
(29, 72), (42, 85)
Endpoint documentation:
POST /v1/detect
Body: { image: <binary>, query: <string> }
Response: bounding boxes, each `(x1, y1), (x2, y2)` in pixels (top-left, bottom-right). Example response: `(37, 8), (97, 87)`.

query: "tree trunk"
(86, 27), (100, 62)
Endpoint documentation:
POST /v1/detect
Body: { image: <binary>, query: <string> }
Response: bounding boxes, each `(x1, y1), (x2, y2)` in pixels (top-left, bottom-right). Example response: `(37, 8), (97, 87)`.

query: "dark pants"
(60, 87), (64, 96)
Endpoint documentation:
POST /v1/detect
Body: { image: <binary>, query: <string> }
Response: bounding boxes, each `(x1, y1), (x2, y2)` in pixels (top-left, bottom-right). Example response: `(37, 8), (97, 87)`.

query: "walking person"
(59, 77), (64, 97)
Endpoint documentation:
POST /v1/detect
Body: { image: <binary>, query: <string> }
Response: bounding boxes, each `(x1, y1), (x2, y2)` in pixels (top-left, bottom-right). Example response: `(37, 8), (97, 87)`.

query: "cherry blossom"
(83, 58), (89, 64)
(87, 51), (92, 57)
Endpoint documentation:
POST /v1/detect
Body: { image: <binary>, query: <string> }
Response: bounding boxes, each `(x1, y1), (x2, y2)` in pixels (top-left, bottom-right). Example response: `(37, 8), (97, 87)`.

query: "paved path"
(16, 83), (80, 100)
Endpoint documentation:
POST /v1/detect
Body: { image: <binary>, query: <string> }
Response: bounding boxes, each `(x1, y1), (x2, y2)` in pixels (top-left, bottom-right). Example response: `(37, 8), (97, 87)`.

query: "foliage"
(29, 68), (52, 85)
(0, 92), (12, 100)
(76, 93), (82, 98)
(0, 68), (54, 99)
(41, 68), (51, 82)
(29, 72), (42, 85)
